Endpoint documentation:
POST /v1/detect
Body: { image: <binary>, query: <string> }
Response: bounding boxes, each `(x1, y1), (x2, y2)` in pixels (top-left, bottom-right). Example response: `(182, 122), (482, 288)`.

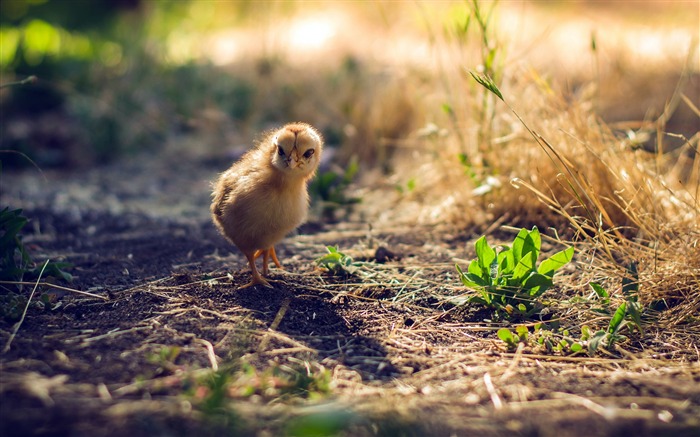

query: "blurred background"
(1, 0), (698, 225)
(2, 0), (696, 163)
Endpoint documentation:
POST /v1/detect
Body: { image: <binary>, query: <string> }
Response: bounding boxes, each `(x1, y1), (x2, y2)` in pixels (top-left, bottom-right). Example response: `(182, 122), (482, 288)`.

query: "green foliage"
(0, 206), (72, 283)
(497, 323), (586, 355)
(496, 264), (646, 357)
(0, 289), (62, 322)
(589, 282), (610, 305)
(458, 152), (478, 184)
(586, 265), (644, 355)
(191, 361), (330, 417)
(147, 346), (182, 376)
(497, 325), (529, 350)
(395, 177), (417, 194)
(0, 292), (28, 322)
(0, 206), (72, 322)
(309, 157), (361, 220)
(456, 226), (574, 318)
(315, 246), (360, 276)
(273, 362), (331, 399)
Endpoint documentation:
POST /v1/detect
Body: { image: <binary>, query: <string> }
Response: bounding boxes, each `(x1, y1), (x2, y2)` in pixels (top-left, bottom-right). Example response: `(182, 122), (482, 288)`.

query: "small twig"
(500, 342), (525, 382)
(0, 150), (47, 182)
(3, 260), (49, 353)
(0, 280), (109, 301)
(552, 392), (616, 420)
(483, 372), (503, 410)
(262, 346), (314, 356)
(258, 297), (291, 353)
(0, 75), (37, 89)
(196, 338), (219, 371)
(79, 326), (152, 347)
(97, 383), (113, 402)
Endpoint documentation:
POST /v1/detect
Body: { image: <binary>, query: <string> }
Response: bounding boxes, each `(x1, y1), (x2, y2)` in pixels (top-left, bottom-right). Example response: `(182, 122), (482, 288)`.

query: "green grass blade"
(469, 71), (504, 101)
(622, 261), (639, 300)
(608, 302), (627, 335)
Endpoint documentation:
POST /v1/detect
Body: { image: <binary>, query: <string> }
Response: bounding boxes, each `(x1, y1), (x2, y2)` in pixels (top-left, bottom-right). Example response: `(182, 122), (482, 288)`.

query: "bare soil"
(1, 155), (699, 437)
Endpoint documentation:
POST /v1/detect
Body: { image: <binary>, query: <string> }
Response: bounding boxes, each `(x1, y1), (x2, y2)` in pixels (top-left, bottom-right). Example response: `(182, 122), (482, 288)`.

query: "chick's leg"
(242, 251), (271, 288)
(269, 247), (283, 270)
(255, 247), (283, 276)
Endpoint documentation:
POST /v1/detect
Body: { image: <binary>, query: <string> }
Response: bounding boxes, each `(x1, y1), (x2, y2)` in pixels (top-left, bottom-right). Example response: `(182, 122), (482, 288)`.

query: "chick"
(211, 123), (323, 287)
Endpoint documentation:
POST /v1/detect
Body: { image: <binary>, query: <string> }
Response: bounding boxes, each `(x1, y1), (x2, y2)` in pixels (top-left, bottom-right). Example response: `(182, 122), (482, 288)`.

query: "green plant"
(497, 325), (529, 350)
(586, 264), (644, 355)
(497, 323), (586, 355)
(194, 368), (241, 433)
(315, 246), (361, 276)
(455, 226), (574, 317)
(274, 361), (331, 399)
(0, 207), (72, 283)
(147, 345), (182, 376)
(395, 177), (417, 194)
(309, 157), (361, 220)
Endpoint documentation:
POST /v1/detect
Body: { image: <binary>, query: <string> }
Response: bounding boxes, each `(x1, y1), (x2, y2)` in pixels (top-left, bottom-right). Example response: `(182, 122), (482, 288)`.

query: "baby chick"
(211, 122), (323, 287)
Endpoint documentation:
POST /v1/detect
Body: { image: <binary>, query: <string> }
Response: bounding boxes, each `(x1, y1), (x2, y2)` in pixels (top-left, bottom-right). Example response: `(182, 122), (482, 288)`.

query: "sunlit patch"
(287, 15), (337, 50)
(206, 29), (243, 66)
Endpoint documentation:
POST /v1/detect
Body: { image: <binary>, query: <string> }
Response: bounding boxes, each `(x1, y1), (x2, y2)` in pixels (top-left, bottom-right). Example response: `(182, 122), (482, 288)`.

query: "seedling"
(455, 226), (574, 318)
(497, 323), (586, 355)
(315, 246), (361, 276)
(0, 207), (72, 283)
(497, 325), (529, 351)
(586, 265), (644, 355)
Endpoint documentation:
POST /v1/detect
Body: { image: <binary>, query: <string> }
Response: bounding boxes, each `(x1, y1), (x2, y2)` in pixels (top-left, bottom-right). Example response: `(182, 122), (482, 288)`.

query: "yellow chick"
(211, 123), (323, 287)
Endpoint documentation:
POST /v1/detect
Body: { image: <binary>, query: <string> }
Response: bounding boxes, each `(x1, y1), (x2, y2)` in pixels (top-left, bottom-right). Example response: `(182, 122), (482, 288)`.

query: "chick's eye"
(303, 149), (315, 159)
(277, 146), (285, 156)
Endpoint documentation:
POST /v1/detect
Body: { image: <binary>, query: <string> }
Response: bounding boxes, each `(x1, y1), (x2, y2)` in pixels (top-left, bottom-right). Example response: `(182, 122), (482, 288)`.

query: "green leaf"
(512, 253), (535, 283)
(570, 343), (583, 353)
(589, 282), (609, 302)
(622, 261), (639, 301)
(497, 328), (516, 346)
(626, 300), (643, 334)
(474, 235), (496, 271)
(522, 273), (553, 296)
(608, 302), (627, 335)
(469, 71), (504, 101)
(0, 213), (28, 248)
(522, 227), (541, 266)
(497, 248), (514, 275)
(538, 246), (574, 277)
(467, 258), (481, 276)
(515, 325), (528, 341)
(581, 325), (591, 341)
(456, 263), (488, 288)
(511, 228), (529, 265)
(588, 330), (607, 355)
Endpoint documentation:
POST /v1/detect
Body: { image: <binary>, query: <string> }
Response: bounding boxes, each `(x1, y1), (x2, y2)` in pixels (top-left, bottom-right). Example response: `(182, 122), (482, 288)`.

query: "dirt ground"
(1, 153), (699, 437)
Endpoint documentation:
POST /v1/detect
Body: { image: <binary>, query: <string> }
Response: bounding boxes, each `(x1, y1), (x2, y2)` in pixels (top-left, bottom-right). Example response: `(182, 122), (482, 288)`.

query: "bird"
(211, 122), (323, 287)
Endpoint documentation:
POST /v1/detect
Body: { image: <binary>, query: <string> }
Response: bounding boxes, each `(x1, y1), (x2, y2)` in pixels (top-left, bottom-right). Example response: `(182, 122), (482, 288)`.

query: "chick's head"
(269, 123), (323, 179)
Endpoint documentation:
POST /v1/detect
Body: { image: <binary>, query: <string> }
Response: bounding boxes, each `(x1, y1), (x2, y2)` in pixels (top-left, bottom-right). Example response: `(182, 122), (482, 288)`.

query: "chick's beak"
(287, 150), (301, 168)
